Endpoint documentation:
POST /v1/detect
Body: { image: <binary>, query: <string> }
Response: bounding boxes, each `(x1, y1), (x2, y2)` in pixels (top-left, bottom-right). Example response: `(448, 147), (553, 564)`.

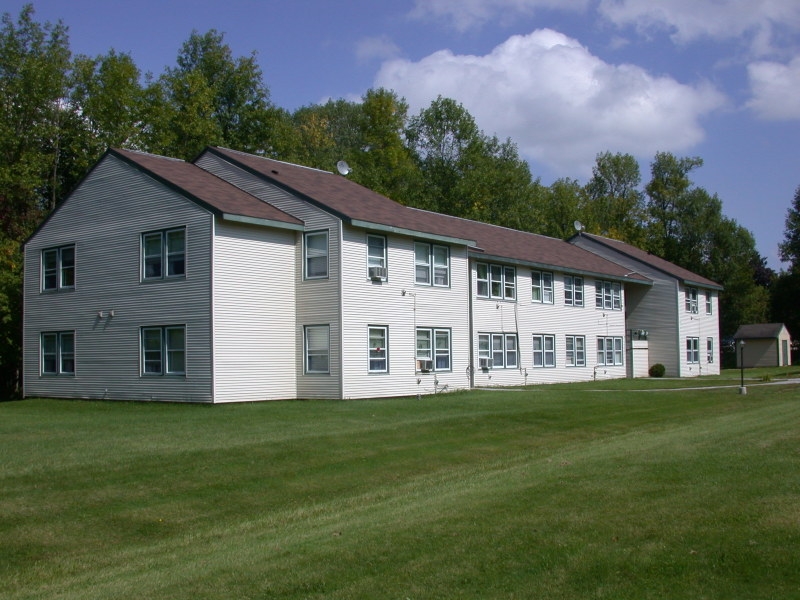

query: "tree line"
(2, 5), (798, 395)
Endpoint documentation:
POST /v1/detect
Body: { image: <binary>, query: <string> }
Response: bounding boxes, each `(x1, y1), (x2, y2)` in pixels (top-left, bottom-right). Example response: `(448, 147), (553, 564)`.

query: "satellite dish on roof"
(574, 220), (584, 232)
(336, 160), (351, 176)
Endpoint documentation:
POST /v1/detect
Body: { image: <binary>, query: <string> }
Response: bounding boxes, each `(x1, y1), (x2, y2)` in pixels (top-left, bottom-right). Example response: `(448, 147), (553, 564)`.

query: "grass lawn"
(2, 370), (799, 599)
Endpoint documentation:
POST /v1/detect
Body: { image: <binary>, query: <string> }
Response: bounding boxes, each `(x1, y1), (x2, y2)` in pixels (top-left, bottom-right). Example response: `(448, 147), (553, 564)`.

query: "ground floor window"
(41, 331), (75, 375)
(532, 334), (556, 368)
(597, 336), (624, 366)
(369, 326), (388, 373)
(416, 328), (451, 372)
(305, 325), (330, 374)
(141, 326), (185, 375)
(566, 335), (586, 367)
(686, 337), (700, 363)
(479, 333), (518, 369)
(707, 337), (714, 364)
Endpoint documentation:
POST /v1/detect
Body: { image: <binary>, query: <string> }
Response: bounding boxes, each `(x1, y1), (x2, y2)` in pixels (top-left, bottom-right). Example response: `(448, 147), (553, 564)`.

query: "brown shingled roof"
(112, 148), (303, 228)
(574, 232), (722, 289)
(203, 147), (650, 283)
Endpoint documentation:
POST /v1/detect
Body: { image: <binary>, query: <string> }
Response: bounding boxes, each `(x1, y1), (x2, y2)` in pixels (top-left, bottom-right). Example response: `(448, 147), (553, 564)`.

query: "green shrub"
(649, 363), (666, 377)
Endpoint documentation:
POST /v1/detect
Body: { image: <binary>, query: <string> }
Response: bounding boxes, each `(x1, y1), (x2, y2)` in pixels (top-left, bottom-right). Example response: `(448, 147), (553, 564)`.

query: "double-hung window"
(566, 335), (586, 367)
(142, 228), (185, 280)
(367, 235), (387, 280)
(305, 325), (330, 374)
(686, 337), (700, 363)
(141, 326), (185, 375)
(41, 331), (75, 375)
(564, 276), (584, 307)
(685, 287), (698, 313)
(369, 326), (388, 373)
(595, 280), (622, 310)
(305, 231), (329, 279)
(532, 334), (556, 368)
(477, 263), (516, 300)
(531, 271), (554, 303)
(707, 337), (714, 364)
(479, 333), (518, 369)
(415, 242), (449, 286)
(42, 245), (75, 291)
(416, 328), (451, 372)
(705, 292), (713, 315)
(597, 337), (623, 366)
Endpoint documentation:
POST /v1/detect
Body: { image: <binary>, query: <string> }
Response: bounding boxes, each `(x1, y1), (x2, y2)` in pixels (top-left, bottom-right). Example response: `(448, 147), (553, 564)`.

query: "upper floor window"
(305, 325), (330, 374)
(367, 235), (387, 281)
(415, 242), (449, 287)
(369, 326), (388, 373)
(705, 292), (713, 315)
(304, 231), (329, 279)
(416, 328), (451, 372)
(42, 245), (75, 291)
(142, 228), (185, 280)
(476, 263), (516, 300)
(531, 270), (554, 304)
(141, 325), (185, 375)
(564, 275), (584, 307)
(685, 287), (698, 313)
(595, 280), (622, 310)
(41, 331), (75, 375)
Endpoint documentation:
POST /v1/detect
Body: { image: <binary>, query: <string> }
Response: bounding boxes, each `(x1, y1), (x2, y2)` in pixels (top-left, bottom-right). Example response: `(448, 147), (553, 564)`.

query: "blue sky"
(15, 0), (800, 269)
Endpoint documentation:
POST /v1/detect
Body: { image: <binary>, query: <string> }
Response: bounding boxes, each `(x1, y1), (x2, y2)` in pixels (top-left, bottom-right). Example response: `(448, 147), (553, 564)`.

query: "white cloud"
(375, 29), (725, 176)
(356, 35), (401, 64)
(409, 0), (589, 32)
(747, 57), (800, 120)
(597, 0), (800, 54)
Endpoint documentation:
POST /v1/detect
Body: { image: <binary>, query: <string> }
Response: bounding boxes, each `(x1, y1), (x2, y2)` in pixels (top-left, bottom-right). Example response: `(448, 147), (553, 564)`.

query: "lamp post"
(739, 339), (746, 395)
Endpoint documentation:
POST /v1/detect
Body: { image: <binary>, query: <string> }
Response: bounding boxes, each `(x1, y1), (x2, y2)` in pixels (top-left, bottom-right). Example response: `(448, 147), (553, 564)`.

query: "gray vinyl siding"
(23, 154), (214, 402)
(196, 152), (342, 399)
(339, 226), (471, 399)
(212, 220), (297, 402)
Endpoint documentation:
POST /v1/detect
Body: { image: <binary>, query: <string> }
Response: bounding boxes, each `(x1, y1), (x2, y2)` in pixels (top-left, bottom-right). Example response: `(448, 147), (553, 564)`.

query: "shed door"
(781, 339), (789, 366)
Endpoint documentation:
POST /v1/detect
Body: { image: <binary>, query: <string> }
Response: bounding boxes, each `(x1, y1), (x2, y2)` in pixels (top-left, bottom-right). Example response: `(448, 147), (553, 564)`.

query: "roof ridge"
(213, 146), (333, 175)
(113, 147), (185, 162)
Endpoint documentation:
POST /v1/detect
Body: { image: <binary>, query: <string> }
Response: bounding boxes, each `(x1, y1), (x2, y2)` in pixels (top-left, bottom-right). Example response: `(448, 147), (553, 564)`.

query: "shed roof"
(202, 147), (650, 283)
(733, 323), (790, 340)
(571, 232), (722, 290)
(111, 149), (304, 229)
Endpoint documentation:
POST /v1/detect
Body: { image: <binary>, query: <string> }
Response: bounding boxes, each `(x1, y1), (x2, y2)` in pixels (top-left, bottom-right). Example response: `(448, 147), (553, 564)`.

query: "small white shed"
(733, 323), (793, 368)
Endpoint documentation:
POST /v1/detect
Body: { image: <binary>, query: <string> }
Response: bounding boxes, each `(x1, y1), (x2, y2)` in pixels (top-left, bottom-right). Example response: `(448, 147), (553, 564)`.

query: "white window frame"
(707, 337), (714, 364)
(479, 333), (518, 369)
(532, 270), (554, 304)
(41, 331), (75, 375)
(368, 326), (388, 373)
(705, 292), (713, 315)
(142, 228), (185, 281)
(416, 328), (451, 372)
(304, 230), (329, 279)
(532, 334), (556, 368)
(566, 335), (586, 367)
(597, 336), (624, 366)
(304, 325), (330, 374)
(141, 325), (185, 376)
(686, 337), (700, 363)
(415, 242), (450, 287)
(564, 275), (584, 307)
(685, 287), (698, 313)
(477, 262), (516, 300)
(367, 234), (387, 280)
(595, 280), (622, 310)
(41, 245), (75, 291)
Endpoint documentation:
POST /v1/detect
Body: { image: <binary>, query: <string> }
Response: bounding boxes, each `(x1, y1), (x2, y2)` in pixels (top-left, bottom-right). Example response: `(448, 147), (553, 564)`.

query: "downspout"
(338, 220), (345, 400)
(468, 257), (475, 389)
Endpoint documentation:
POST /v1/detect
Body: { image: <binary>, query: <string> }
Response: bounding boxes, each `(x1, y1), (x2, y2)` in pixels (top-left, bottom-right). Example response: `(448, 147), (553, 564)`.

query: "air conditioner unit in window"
(368, 266), (387, 280)
(479, 357), (493, 370)
(417, 359), (433, 372)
